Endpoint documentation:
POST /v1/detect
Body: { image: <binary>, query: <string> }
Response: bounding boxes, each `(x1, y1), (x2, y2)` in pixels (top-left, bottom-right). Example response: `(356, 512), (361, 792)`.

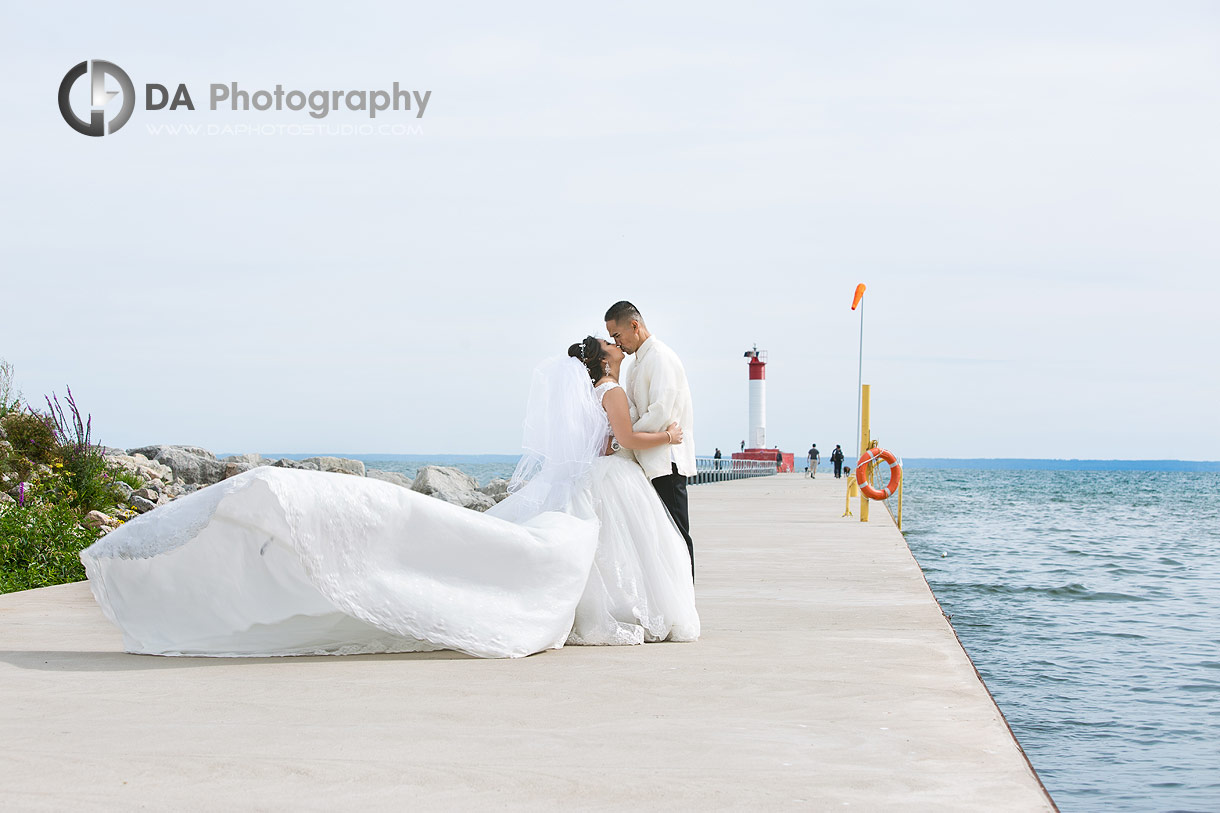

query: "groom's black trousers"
(651, 463), (694, 580)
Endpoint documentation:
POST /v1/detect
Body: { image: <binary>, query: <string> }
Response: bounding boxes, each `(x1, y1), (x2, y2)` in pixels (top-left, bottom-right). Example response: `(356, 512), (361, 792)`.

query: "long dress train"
(79, 358), (698, 658)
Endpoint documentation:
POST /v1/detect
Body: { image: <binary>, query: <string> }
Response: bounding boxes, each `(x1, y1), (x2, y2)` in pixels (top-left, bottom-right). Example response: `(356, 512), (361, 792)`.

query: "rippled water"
(902, 469), (1220, 812)
(247, 453), (521, 486)
(358, 454), (519, 486)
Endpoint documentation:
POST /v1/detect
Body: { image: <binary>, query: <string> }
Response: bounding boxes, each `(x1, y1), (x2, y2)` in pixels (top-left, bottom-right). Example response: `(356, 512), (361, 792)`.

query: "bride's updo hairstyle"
(567, 336), (606, 383)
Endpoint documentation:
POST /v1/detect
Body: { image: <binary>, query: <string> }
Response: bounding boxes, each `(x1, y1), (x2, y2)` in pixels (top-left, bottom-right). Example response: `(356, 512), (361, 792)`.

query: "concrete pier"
(0, 474), (1055, 810)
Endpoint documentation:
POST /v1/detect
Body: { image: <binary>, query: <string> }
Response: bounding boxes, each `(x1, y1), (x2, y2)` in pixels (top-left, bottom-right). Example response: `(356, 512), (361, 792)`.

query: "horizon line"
(199, 451), (1220, 465)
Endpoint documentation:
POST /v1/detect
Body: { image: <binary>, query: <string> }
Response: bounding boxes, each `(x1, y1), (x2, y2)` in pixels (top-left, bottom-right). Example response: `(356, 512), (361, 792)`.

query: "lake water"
(248, 453), (521, 486)
(901, 468), (1220, 812)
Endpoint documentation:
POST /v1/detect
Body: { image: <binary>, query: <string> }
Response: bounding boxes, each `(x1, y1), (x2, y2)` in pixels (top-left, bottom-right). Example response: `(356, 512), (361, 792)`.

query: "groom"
(605, 301), (696, 579)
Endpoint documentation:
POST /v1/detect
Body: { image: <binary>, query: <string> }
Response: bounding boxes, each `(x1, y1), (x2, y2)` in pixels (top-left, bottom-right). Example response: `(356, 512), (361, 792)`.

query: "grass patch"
(0, 500), (100, 593)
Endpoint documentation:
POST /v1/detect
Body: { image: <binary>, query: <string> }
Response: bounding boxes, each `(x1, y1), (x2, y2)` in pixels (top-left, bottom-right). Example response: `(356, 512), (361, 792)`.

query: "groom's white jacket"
(624, 336), (697, 480)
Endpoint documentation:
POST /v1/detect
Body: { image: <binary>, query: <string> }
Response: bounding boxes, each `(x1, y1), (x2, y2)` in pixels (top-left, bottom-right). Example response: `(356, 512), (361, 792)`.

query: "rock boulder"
(367, 469), (412, 489)
(84, 510), (121, 529)
(130, 444), (216, 461)
(478, 478), (511, 504)
(223, 453), (265, 467)
(411, 466), (495, 512)
(125, 445), (227, 485)
(301, 457), (366, 477)
(224, 462), (251, 480)
(105, 452), (177, 485)
(130, 495), (157, 513)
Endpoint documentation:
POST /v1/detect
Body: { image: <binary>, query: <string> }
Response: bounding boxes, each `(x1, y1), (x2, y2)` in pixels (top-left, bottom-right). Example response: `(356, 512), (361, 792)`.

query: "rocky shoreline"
(77, 445), (511, 534)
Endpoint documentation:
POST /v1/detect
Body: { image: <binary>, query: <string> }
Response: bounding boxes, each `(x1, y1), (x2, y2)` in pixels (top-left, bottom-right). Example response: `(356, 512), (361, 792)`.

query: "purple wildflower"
(18, 482), (25, 507)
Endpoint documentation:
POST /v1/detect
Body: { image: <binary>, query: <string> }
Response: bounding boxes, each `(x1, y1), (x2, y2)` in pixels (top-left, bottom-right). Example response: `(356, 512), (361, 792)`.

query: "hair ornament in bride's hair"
(567, 336), (606, 383)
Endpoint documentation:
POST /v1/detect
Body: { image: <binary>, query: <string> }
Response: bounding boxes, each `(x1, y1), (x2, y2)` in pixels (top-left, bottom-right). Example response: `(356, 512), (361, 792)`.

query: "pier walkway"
(0, 473), (1054, 810)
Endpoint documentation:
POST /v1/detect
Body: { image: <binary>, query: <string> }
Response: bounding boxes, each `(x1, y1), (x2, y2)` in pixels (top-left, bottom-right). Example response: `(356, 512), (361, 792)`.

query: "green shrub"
(61, 453), (114, 514)
(1, 412), (60, 465)
(15, 461), (133, 516)
(0, 441), (35, 483)
(43, 388), (118, 513)
(109, 466), (142, 490)
(0, 500), (100, 593)
(0, 383), (126, 592)
(25, 468), (79, 507)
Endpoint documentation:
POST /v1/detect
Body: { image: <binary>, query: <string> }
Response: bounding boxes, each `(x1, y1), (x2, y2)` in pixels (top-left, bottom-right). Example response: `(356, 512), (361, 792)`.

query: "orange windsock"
(851, 283), (866, 310)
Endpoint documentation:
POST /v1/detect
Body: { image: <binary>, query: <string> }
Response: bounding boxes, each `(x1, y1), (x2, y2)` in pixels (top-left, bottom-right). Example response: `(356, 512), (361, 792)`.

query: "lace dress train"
(81, 467), (601, 658)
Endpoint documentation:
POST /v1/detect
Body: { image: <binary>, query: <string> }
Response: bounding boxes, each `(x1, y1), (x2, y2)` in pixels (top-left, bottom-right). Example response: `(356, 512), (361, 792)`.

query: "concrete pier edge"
(907, 538), (1060, 810)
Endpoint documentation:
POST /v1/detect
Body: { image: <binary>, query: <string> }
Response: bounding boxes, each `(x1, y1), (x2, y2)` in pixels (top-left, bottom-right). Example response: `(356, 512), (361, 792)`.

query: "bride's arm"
(602, 387), (682, 450)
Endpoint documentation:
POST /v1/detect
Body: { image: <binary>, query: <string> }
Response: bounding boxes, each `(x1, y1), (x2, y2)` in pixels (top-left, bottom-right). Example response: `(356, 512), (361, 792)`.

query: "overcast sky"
(2, 2), (1217, 459)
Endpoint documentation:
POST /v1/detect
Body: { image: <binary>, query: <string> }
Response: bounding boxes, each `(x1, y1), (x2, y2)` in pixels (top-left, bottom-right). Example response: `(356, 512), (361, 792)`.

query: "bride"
(80, 339), (700, 658)
(564, 336), (699, 647)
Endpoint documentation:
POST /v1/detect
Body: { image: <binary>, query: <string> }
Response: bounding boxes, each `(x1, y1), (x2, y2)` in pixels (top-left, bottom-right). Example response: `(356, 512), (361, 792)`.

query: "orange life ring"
(855, 447), (902, 500)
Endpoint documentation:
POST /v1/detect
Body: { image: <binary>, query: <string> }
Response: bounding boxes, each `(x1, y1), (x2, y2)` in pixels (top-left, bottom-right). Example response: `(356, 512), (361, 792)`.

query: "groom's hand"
(665, 422), (684, 445)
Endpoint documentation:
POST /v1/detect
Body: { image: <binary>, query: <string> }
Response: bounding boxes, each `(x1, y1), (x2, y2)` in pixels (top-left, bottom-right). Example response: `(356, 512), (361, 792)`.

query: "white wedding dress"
(567, 381), (699, 646)
(80, 358), (699, 658)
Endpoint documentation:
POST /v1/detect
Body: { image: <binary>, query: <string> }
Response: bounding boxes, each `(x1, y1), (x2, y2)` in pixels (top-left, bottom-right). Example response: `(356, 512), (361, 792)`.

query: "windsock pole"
(852, 283), (866, 459)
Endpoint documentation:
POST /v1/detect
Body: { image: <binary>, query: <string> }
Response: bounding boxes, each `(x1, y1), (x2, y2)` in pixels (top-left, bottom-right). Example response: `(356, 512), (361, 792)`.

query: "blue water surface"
(234, 453), (521, 486)
(902, 469), (1220, 812)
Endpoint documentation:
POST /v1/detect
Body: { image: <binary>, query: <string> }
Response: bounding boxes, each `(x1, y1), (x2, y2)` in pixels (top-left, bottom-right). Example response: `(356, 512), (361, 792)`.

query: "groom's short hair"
(605, 301), (642, 325)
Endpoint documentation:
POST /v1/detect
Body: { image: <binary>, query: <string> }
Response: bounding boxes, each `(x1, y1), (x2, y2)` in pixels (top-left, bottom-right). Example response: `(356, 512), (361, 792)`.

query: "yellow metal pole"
(843, 470), (857, 516)
(867, 439), (879, 513)
(896, 469), (903, 530)
(859, 384), (870, 522)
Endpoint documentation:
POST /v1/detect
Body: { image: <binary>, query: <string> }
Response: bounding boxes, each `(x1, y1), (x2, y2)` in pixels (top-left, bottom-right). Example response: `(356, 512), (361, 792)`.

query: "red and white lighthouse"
(734, 346), (792, 472)
(746, 346), (766, 449)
